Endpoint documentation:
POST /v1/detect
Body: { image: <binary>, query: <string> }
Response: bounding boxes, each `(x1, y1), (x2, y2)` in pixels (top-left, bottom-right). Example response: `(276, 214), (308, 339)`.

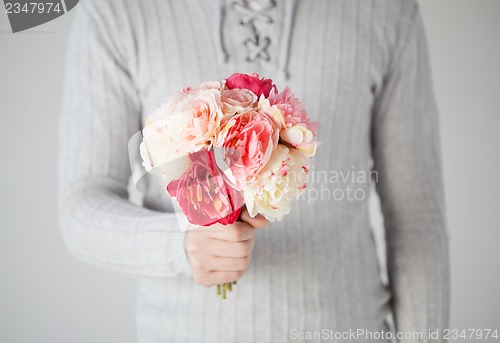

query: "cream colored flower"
(244, 144), (309, 221)
(140, 117), (191, 184)
(280, 124), (318, 157)
(258, 97), (286, 129)
(221, 88), (257, 116)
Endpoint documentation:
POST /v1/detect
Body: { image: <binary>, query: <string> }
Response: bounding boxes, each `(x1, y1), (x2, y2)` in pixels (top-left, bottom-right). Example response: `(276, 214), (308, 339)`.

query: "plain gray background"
(1, 1), (499, 342)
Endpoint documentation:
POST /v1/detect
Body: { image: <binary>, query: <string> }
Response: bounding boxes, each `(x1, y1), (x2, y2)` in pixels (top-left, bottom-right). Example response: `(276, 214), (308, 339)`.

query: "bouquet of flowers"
(139, 73), (318, 298)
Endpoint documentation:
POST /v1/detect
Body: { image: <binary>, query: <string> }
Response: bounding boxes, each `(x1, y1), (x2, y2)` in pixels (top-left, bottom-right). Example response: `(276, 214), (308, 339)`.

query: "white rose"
(141, 117), (191, 184)
(244, 144), (309, 221)
(280, 124), (318, 157)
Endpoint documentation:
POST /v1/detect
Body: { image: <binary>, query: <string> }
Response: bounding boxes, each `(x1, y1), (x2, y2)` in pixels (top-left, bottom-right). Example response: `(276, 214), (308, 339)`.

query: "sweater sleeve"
(58, 2), (192, 278)
(372, 2), (449, 339)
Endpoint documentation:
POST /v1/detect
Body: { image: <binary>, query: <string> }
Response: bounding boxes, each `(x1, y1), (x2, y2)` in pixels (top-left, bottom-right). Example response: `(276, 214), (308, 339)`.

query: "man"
(59, 0), (449, 341)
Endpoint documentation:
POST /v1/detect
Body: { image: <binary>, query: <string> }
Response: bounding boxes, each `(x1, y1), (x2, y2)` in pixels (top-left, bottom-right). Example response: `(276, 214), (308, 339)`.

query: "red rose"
(225, 73), (276, 98)
(167, 149), (243, 226)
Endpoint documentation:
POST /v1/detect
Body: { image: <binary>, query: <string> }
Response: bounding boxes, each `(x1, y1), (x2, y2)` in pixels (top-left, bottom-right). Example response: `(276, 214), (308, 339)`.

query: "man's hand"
(184, 208), (268, 287)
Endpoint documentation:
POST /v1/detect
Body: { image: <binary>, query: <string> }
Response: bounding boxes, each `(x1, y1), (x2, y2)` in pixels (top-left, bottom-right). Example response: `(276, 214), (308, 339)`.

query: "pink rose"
(221, 88), (258, 115)
(269, 87), (319, 136)
(167, 149), (243, 226)
(217, 110), (279, 188)
(166, 88), (225, 153)
(199, 81), (223, 90)
(225, 73), (276, 98)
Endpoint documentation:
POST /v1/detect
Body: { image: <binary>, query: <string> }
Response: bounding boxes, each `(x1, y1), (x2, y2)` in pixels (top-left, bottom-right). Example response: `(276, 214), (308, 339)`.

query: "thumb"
(240, 206), (269, 228)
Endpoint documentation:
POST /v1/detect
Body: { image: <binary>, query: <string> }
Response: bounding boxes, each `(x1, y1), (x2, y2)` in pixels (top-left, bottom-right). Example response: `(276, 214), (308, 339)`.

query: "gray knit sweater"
(59, 0), (449, 342)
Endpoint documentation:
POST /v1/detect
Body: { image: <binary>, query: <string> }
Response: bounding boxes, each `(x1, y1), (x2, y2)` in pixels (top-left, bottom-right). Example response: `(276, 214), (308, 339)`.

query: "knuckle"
(234, 229), (244, 241)
(233, 259), (244, 271)
(229, 229), (240, 241)
(234, 243), (245, 257)
(237, 243), (249, 257)
(236, 256), (250, 270)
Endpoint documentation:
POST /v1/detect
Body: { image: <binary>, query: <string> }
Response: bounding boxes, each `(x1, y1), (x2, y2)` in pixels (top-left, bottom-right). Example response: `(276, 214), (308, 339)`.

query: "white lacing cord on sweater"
(232, 0), (276, 62)
(217, 0), (297, 79)
(232, 0), (275, 25)
(243, 35), (271, 62)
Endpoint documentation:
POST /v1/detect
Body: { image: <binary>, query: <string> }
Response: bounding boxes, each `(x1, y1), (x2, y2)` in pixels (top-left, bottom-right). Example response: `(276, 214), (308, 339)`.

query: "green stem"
(222, 283), (227, 299)
(216, 282), (237, 299)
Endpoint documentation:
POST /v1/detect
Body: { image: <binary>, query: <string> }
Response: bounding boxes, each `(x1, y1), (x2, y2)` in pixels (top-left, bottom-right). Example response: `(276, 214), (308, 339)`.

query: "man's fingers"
(186, 221), (255, 287)
(205, 238), (255, 258)
(208, 221), (255, 241)
(209, 256), (251, 272)
(240, 208), (269, 228)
